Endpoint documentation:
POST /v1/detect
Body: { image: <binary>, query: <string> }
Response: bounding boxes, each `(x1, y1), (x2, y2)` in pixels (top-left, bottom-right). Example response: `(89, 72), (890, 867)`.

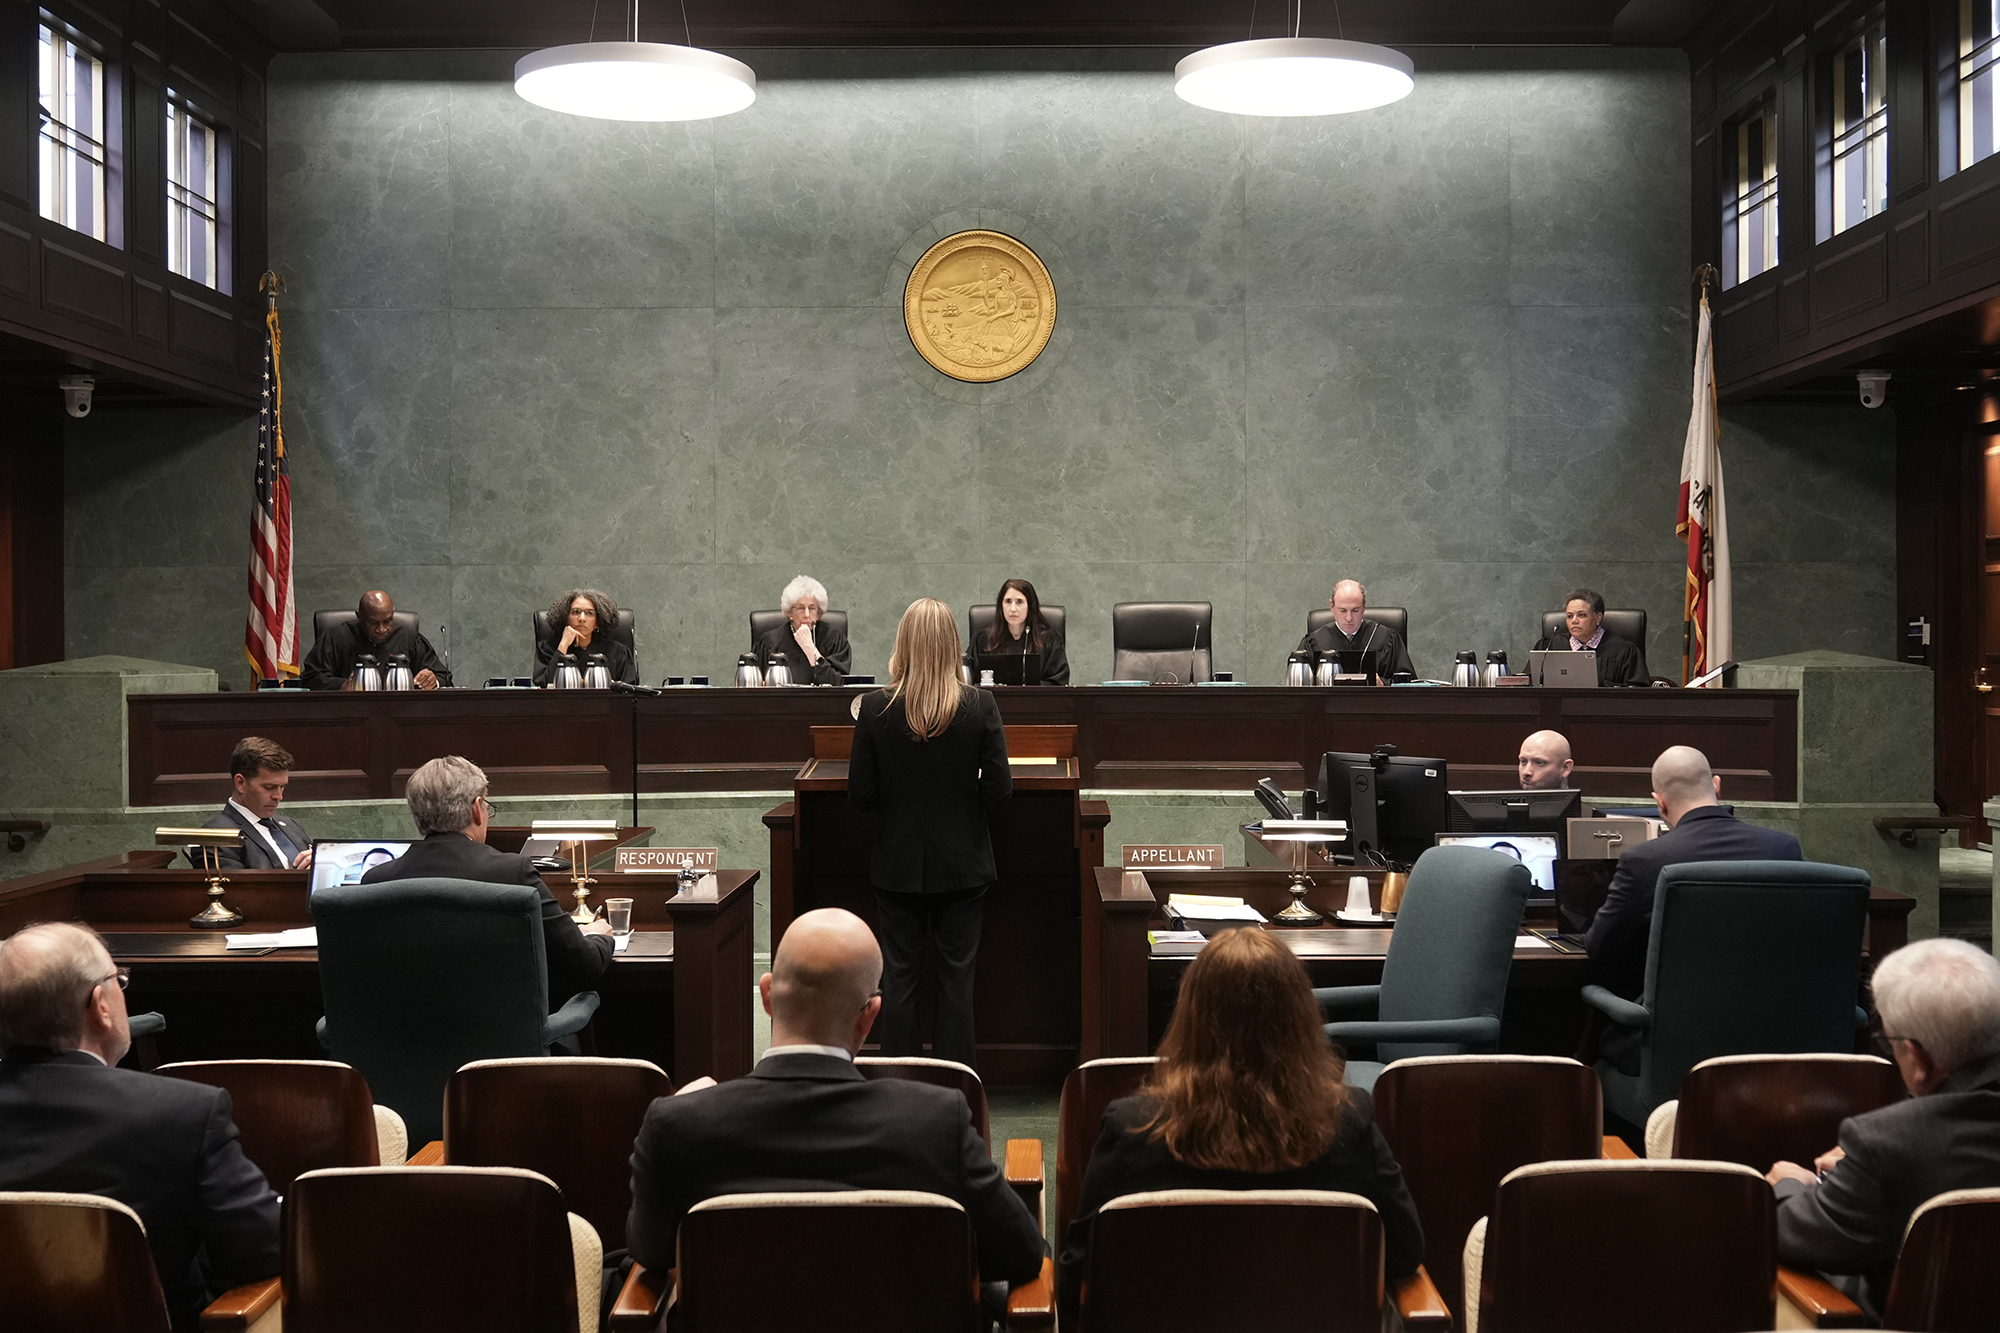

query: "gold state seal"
(904, 231), (1056, 383)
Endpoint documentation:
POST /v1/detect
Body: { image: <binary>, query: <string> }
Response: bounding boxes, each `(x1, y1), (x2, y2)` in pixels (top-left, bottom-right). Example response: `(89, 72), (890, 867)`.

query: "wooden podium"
(764, 723), (1109, 1085)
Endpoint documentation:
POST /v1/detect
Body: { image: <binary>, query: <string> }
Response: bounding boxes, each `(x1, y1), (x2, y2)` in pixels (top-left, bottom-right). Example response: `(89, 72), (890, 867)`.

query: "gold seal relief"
(904, 231), (1056, 383)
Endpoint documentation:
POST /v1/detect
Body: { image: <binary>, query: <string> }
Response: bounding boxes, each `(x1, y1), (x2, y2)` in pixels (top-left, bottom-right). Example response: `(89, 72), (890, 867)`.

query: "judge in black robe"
(1295, 620), (1415, 682)
(533, 588), (640, 687)
(299, 592), (452, 690)
(1533, 589), (1650, 687)
(756, 576), (851, 685)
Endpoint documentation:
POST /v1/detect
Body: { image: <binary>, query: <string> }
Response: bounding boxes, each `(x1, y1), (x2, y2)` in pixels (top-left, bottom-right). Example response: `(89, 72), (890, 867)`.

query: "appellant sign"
(1120, 844), (1225, 869)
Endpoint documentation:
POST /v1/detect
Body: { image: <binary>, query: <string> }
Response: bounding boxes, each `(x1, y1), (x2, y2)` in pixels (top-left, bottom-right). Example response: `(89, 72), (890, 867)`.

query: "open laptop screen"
(1434, 833), (1559, 894)
(308, 840), (412, 895)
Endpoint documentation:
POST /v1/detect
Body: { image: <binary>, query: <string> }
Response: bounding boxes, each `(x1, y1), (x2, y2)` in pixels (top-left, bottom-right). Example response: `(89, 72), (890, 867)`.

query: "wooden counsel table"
(0, 852), (757, 1087)
(763, 725), (1110, 1086)
(124, 684), (1799, 803)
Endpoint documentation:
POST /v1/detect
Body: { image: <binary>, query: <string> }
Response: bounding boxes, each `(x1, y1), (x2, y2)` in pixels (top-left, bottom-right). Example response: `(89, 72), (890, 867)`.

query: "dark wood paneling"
(1935, 171), (2000, 277)
(0, 3), (33, 208)
(1781, 271), (1811, 338)
(1719, 282), (1781, 354)
(166, 9), (236, 111)
(132, 274), (164, 343)
(168, 287), (234, 364)
(41, 239), (128, 332)
(1812, 230), (1888, 326)
(1890, 212), (1929, 293)
(1713, 4), (1778, 106)
(0, 216), (28, 297)
(128, 69), (166, 265)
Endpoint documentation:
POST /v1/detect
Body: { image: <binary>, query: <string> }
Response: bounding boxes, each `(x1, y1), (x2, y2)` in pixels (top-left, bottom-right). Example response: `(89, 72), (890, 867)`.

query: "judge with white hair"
(755, 574), (852, 686)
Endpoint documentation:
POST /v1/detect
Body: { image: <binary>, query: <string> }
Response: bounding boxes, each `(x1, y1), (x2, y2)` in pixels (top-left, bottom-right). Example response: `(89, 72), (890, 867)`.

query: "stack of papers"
(1165, 894), (1267, 928)
(1148, 930), (1208, 956)
(225, 927), (317, 950)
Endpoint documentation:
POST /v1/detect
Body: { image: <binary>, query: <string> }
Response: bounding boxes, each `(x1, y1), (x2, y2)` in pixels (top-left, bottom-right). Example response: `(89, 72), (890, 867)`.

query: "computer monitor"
(1435, 833), (1559, 896)
(1447, 789), (1584, 855)
(973, 652), (1041, 687)
(308, 839), (412, 895)
(1316, 751), (1449, 866)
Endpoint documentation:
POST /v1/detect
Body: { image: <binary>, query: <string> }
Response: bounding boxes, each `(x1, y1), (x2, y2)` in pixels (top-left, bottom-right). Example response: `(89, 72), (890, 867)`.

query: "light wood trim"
(1393, 1265), (1453, 1331)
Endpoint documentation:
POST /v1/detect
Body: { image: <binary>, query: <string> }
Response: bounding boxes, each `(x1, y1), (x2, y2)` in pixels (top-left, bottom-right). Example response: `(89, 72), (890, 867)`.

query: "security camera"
(1856, 370), (1890, 410)
(58, 374), (94, 419)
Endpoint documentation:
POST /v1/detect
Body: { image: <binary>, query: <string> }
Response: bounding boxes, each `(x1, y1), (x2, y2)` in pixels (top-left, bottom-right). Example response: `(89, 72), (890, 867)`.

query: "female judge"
(969, 578), (1069, 685)
(1056, 927), (1424, 1327)
(534, 589), (638, 687)
(849, 598), (1011, 1067)
(754, 574), (852, 686)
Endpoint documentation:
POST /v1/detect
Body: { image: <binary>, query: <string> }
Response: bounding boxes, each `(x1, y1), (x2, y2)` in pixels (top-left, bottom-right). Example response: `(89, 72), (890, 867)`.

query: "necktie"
(260, 818), (298, 863)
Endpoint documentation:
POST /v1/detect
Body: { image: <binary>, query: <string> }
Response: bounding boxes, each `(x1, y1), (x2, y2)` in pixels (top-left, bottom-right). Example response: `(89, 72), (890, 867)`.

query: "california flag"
(1677, 293), (1732, 683)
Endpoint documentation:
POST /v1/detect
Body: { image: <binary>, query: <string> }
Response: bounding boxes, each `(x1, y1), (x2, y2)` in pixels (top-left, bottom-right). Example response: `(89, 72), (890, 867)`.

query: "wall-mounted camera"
(58, 374), (95, 418)
(1856, 370), (1890, 410)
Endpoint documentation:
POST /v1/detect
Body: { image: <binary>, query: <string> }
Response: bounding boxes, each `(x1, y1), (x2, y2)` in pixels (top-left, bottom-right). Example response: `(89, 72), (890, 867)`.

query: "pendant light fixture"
(1174, 2), (1412, 117)
(515, 1), (755, 122)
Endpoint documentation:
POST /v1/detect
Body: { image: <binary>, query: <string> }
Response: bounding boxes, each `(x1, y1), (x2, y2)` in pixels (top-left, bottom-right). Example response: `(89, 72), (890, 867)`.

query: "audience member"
(1517, 730), (1575, 791)
(625, 908), (1042, 1295)
(0, 923), (279, 1330)
(202, 736), (313, 870)
(1056, 927), (1423, 1328)
(1767, 938), (2000, 1319)
(360, 755), (612, 1009)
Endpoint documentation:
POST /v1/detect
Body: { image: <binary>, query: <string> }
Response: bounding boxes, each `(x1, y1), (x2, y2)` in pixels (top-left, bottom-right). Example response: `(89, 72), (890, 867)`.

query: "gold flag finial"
(258, 270), (286, 312)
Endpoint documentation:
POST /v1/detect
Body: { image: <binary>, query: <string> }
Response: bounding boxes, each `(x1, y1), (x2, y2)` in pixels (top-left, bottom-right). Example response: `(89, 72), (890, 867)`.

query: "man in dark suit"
(0, 923), (280, 1330)
(626, 908), (1043, 1295)
(1767, 938), (2000, 1319)
(1531, 586), (1650, 686)
(361, 755), (613, 1007)
(202, 736), (313, 870)
(1585, 744), (1801, 1001)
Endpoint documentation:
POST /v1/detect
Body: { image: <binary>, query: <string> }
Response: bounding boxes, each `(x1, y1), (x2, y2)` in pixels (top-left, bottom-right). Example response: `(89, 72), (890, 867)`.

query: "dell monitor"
(1446, 788), (1584, 855)
(1316, 750), (1449, 867)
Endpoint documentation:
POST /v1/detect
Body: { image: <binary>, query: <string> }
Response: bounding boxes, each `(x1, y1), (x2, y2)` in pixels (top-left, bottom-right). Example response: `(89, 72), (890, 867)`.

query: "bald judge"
(300, 591), (452, 691)
(1296, 580), (1415, 682)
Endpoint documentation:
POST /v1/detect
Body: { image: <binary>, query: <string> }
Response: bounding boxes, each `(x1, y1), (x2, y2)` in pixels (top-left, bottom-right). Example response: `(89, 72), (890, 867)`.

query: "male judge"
(753, 574), (852, 686)
(1295, 580), (1414, 682)
(0, 923), (281, 1330)
(361, 755), (612, 1008)
(299, 591), (452, 690)
(1517, 730), (1575, 790)
(626, 908), (1043, 1298)
(1531, 588), (1649, 687)
(203, 736), (313, 870)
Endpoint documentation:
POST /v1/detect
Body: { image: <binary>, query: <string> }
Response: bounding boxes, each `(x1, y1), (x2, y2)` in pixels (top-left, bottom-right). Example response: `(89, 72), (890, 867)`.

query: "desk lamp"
(158, 827), (246, 928)
(1255, 819), (1347, 925)
(533, 820), (619, 924)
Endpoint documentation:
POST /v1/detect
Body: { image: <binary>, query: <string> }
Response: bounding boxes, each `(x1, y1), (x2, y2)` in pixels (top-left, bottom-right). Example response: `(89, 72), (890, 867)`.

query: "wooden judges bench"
(0, 851), (757, 1088)
(124, 684), (1799, 803)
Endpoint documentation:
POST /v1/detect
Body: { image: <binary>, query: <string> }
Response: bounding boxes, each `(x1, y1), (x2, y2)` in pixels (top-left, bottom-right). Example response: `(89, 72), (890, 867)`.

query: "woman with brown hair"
(534, 588), (638, 686)
(849, 598), (1012, 1066)
(969, 577), (1069, 685)
(1056, 927), (1424, 1324)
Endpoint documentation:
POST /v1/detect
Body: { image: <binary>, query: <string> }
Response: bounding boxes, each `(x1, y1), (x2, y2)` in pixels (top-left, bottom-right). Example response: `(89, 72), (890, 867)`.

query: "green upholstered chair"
(310, 879), (599, 1145)
(1315, 844), (1534, 1092)
(1582, 860), (1871, 1130)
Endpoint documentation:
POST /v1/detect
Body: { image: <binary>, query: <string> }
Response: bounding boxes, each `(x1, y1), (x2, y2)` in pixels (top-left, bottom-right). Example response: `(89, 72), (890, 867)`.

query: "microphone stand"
(609, 679), (661, 827)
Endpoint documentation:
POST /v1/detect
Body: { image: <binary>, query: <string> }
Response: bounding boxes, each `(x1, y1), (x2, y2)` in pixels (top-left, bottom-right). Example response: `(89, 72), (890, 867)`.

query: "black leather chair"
(1305, 605), (1409, 651)
(967, 603), (1066, 649)
(748, 609), (849, 647)
(1539, 608), (1647, 651)
(1110, 602), (1212, 683)
(312, 609), (418, 644)
(532, 607), (636, 655)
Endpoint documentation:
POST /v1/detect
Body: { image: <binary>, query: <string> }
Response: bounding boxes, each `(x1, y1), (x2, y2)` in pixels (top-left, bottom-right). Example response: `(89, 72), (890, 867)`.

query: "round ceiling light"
(1174, 38), (1413, 117)
(514, 42), (756, 122)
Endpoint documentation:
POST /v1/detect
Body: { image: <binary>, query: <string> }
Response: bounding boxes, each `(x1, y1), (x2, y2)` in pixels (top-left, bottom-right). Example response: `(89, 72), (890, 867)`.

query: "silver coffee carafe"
(765, 657), (794, 688)
(1480, 650), (1510, 687)
(349, 654), (384, 692)
(1314, 657), (1337, 688)
(734, 654), (763, 688)
(1286, 650), (1314, 687)
(583, 654), (611, 690)
(1452, 651), (1480, 688)
(383, 654), (414, 691)
(554, 662), (583, 690)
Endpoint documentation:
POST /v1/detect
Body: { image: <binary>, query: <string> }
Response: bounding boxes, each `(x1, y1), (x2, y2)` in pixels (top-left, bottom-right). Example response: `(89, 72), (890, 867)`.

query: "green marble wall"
(0, 657), (215, 811)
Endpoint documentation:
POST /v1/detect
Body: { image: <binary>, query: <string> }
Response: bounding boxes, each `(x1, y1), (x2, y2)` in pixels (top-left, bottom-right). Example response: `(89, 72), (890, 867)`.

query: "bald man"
(1585, 746), (1801, 1001)
(0, 924), (279, 1328)
(625, 909), (1042, 1289)
(1296, 580), (1415, 682)
(299, 590), (452, 690)
(1518, 730), (1575, 790)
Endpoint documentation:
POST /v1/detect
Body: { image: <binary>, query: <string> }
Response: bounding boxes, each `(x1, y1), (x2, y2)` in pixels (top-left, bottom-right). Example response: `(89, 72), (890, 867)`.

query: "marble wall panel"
(66, 567), (246, 682)
(1720, 404), (1897, 564)
(64, 408), (250, 569)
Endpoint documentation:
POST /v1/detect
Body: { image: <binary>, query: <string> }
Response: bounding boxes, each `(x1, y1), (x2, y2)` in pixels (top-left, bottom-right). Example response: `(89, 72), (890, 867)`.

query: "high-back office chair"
(1463, 1160), (1776, 1333)
(1056, 1056), (1157, 1243)
(444, 1056), (671, 1252)
(1374, 1055), (1604, 1327)
(310, 880), (601, 1145)
(967, 604), (1067, 650)
(1306, 605), (1410, 652)
(1317, 846), (1535, 1092)
(311, 608), (419, 644)
(748, 609), (849, 648)
(1538, 608), (1647, 651)
(856, 1055), (991, 1149)
(1643, 1053), (1903, 1165)
(285, 1166), (603, 1333)
(1580, 861), (1872, 1128)
(532, 607), (637, 656)
(1110, 602), (1212, 682)
(159, 1059), (405, 1188)
(1883, 1189), (2000, 1332)
(126, 1010), (166, 1071)
(0, 1192), (173, 1333)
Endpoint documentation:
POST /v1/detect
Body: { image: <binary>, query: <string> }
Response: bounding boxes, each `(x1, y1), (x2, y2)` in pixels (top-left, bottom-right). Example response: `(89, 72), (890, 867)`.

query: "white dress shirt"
(228, 799), (292, 865)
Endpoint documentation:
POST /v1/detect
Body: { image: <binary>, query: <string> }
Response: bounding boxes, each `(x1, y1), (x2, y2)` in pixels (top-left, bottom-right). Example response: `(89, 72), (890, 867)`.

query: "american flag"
(244, 304), (297, 679)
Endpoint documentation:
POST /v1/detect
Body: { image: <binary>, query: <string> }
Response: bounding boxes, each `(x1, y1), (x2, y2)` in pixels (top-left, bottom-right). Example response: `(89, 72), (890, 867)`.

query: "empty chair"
(0, 1192), (172, 1333)
(311, 880), (600, 1145)
(1056, 1056), (1157, 1245)
(1464, 1160), (1775, 1333)
(444, 1056), (670, 1252)
(1374, 1055), (1604, 1327)
(1318, 845), (1535, 1090)
(857, 1055), (990, 1148)
(126, 1011), (166, 1071)
(1109, 602), (1212, 683)
(1882, 1188), (2000, 1332)
(1644, 1053), (1904, 1166)
(159, 1059), (404, 1188)
(285, 1165), (601, 1333)
(1582, 861), (1872, 1127)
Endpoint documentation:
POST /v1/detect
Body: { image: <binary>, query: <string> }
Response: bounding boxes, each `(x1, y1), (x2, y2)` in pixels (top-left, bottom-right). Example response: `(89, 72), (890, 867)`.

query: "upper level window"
(1832, 22), (1888, 234)
(1724, 94), (1780, 288)
(168, 98), (221, 290)
(1962, 0), (2000, 170)
(38, 26), (106, 242)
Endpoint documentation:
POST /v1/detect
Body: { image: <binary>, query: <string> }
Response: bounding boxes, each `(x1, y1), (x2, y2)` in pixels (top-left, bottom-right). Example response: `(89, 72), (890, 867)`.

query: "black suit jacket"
(359, 831), (613, 1006)
(1531, 631), (1650, 686)
(1296, 622), (1416, 680)
(1584, 804), (1803, 998)
(850, 686), (1012, 893)
(1775, 1051), (2000, 1318)
(200, 804), (311, 870)
(754, 621), (852, 686)
(533, 635), (639, 688)
(967, 627), (1071, 686)
(0, 1048), (280, 1330)
(300, 621), (453, 691)
(625, 1051), (1043, 1283)
(1057, 1091), (1424, 1329)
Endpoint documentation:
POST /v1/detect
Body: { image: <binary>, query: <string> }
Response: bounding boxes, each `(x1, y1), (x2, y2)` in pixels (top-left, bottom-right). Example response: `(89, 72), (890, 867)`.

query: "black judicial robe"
(966, 625), (1070, 685)
(300, 621), (454, 690)
(1531, 631), (1650, 686)
(754, 620), (852, 686)
(532, 635), (639, 687)
(1296, 622), (1415, 680)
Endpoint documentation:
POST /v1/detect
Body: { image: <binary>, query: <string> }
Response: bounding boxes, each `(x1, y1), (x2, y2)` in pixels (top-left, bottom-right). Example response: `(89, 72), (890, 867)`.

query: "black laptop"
(1546, 859), (1617, 949)
(973, 652), (1041, 687)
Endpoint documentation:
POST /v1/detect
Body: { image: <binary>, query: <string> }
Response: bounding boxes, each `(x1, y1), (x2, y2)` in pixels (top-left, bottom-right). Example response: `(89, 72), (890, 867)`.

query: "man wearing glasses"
(360, 754), (612, 1010)
(0, 923), (280, 1327)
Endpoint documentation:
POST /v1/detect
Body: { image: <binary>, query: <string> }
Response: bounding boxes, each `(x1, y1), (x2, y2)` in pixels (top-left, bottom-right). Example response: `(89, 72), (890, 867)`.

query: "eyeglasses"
(98, 967), (130, 993)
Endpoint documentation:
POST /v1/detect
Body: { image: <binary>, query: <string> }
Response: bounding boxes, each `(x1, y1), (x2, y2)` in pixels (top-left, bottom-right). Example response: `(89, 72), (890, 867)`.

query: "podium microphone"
(609, 680), (662, 696)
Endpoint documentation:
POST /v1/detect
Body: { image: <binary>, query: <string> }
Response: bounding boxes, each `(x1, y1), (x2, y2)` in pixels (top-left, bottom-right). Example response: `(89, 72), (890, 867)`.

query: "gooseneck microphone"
(1188, 620), (1202, 685)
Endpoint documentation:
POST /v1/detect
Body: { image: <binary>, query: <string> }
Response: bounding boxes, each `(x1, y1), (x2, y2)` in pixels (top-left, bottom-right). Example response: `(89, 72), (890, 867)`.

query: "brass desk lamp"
(1256, 819), (1348, 925)
(532, 820), (619, 924)
(159, 827), (246, 928)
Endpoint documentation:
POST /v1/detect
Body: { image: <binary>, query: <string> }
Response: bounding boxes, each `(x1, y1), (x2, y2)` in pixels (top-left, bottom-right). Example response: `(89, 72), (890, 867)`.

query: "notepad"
(1009, 757), (1062, 766)
(614, 935), (630, 954)
(1513, 935), (1553, 950)
(1165, 895), (1266, 925)
(1148, 930), (1207, 956)
(225, 927), (317, 950)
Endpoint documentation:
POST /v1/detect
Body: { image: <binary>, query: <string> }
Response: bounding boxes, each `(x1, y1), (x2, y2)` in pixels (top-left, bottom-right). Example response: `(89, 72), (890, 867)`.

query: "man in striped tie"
(201, 737), (313, 870)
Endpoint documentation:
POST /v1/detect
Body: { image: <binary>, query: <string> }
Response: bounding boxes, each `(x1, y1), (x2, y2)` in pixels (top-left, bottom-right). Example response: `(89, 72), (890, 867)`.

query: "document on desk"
(1513, 935), (1554, 950)
(225, 927), (318, 950)
(1165, 895), (1267, 925)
